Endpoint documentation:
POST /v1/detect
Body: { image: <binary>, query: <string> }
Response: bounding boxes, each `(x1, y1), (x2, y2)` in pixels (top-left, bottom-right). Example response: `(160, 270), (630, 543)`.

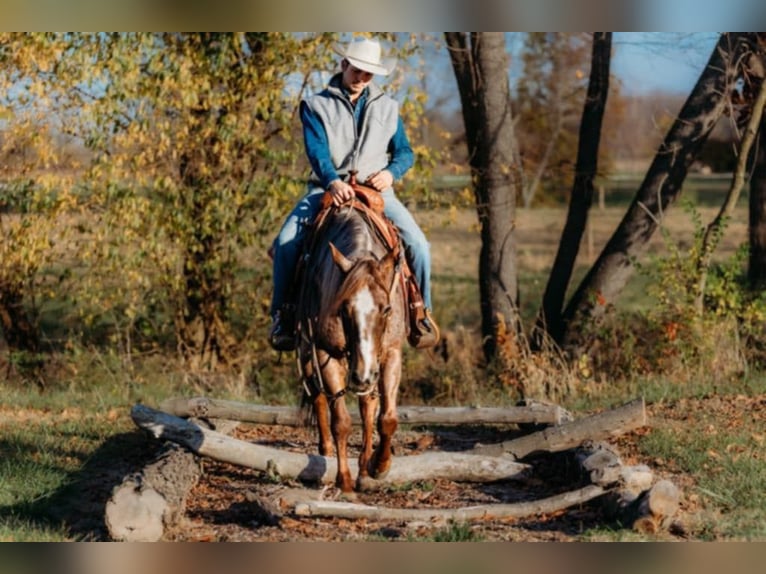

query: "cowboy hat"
(333, 37), (397, 76)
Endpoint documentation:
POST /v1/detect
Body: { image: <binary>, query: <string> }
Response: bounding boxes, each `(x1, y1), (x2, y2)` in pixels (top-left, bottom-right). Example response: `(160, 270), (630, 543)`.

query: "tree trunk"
(105, 442), (201, 542)
(573, 443), (680, 532)
(106, 418), (239, 542)
(446, 32), (522, 362)
(535, 32), (612, 346)
(0, 282), (43, 386)
(561, 33), (759, 353)
(175, 138), (236, 371)
(176, 236), (232, 371)
(749, 86), (766, 289)
(0, 286), (40, 353)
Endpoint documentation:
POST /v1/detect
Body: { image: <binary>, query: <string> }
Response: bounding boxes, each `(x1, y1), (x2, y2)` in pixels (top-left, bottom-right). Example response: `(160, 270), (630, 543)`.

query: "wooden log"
(105, 418), (239, 542)
(132, 405), (531, 487)
(470, 398), (647, 459)
(105, 442), (195, 542)
(294, 484), (607, 522)
(158, 396), (572, 426)
(573, 441), (679, 533)
(574, 442), (654, 492)
(619, 480), (681, 533)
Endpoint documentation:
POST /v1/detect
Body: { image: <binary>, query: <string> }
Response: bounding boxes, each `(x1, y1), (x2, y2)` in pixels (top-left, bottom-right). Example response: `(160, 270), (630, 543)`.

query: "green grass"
(405, 521), (484, 542)
(0, 414), (117, 541)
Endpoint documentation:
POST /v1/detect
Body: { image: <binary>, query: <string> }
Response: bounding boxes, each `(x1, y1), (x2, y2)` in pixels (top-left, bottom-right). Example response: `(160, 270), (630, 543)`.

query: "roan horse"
(296, 187), (406, 494)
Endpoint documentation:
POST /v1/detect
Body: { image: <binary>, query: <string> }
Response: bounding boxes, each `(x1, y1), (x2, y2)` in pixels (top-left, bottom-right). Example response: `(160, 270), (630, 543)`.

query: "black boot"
(269, 306), (296, 351)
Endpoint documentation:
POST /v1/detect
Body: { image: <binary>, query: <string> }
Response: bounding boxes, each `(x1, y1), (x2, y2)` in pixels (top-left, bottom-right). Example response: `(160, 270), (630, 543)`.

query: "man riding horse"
(269, 36), (439, 352)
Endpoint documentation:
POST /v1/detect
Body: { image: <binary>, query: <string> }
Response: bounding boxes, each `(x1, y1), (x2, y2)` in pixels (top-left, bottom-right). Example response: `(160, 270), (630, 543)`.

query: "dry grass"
(403, 203), (753, 403)
(420, 204), (749, 277)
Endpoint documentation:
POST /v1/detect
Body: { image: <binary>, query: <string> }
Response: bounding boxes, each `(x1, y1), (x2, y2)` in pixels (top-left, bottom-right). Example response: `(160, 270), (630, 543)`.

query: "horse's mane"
(304, 205), (389, 324)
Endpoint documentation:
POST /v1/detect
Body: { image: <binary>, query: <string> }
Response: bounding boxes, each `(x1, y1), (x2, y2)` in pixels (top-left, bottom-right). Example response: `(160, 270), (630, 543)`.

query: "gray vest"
(304, 77), (399, 185)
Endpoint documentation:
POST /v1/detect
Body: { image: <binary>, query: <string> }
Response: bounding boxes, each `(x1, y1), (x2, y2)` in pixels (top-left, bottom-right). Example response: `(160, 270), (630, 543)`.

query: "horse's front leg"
(321, 357), (354, 495)
(301, 356), (334, 457)
(312, 391), (334, 457)
(356, 393), (379, 488)
(371, 352), (402, 479)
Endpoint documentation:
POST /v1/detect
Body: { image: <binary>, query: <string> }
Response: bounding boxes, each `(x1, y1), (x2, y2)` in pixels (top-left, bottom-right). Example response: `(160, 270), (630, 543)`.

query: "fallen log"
(573, 441), (680, 533)
(470, 398), (647, 459)
(105, 418), (239, 542)
(624, 480), (681, 533)
(158, 396), (572, 426)
(293, 484), (607, 522)
(132, 405), (531, 488)
(575, 442), (654, 493)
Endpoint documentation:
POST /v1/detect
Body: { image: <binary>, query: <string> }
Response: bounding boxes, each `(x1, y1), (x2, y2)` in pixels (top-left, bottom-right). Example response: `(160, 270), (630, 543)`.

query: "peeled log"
(575, 442), (654, 493)
(294, 484), (607, 522)
(470, 398), (647, 459)
(131, 405), (531, 487)
(159, 396), (572, 426)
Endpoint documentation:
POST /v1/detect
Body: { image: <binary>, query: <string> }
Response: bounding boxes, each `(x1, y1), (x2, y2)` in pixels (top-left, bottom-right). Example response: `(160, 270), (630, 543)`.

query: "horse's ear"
(329, 242), (354, 274)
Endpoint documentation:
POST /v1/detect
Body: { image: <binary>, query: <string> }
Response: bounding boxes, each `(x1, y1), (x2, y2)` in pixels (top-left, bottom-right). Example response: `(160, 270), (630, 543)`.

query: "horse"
(296, 189), (406, 494)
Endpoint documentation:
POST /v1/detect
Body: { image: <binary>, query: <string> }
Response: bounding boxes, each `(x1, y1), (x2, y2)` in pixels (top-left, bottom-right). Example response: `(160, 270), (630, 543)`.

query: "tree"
(445, 32), (523, 360)
(560, 33), (761, 353)
(748, 46), (766, 290)
(79, 33), (319, 370)
(694, 63), (766, 313)
(534, 32), (612, 346)
(1, 33), (334, 371)
(0, 33), (79, 385)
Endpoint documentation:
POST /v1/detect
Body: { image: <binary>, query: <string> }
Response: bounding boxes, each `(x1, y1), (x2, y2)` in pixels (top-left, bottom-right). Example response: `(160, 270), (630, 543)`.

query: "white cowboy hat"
(333, 37), (397, 76)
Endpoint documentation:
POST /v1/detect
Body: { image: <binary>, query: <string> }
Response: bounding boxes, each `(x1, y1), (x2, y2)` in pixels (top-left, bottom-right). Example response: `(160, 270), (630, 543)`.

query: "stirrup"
(408, 309), (440, 349)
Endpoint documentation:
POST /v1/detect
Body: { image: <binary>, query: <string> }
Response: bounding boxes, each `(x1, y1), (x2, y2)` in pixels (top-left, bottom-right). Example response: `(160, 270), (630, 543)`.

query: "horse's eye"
(382, 305), (392, 317)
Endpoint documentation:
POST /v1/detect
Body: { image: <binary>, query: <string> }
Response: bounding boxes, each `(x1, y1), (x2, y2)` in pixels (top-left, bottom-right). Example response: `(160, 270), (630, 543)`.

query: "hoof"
(356, 475), (379, 492)
(371, 465), (390, 480)
(338, 490), (358, 502)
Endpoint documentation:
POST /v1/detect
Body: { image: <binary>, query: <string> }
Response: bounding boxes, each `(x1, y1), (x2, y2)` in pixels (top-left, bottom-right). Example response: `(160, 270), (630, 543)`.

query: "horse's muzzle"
(348, 370), (379, 396)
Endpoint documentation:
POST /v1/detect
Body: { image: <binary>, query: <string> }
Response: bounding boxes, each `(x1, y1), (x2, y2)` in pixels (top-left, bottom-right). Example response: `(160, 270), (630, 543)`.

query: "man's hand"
(365, 170), (394, 192)
(328, 179), (355, 206)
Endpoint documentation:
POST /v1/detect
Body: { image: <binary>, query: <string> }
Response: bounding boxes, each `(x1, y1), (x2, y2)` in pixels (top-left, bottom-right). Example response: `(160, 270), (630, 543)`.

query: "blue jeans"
(270, 186), (432, 316)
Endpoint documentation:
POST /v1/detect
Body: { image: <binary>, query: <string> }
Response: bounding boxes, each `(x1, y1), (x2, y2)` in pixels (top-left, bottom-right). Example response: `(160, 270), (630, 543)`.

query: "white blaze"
(352, 286), (376, 382)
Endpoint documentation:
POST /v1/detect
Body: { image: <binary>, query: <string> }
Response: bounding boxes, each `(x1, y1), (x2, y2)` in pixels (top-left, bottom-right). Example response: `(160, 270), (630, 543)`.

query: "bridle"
(300, 249), (401, 403)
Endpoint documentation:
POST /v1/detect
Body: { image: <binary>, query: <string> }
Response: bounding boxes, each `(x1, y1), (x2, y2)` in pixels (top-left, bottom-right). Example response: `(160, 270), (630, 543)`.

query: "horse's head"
(330, 243), (398, 395)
